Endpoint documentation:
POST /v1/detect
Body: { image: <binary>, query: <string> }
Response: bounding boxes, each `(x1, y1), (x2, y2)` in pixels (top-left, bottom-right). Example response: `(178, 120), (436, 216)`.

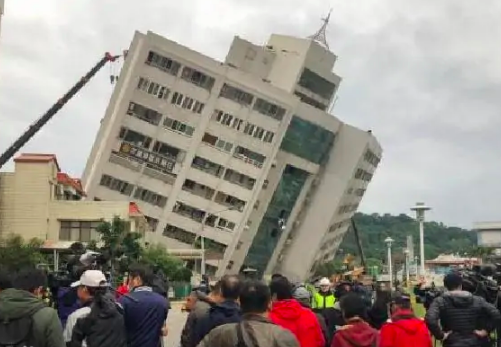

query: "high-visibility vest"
(313, 292), (336, 309)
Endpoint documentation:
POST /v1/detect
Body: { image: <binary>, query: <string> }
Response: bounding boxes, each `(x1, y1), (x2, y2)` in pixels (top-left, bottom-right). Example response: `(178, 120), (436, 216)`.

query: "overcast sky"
(1, 0), (500, 228)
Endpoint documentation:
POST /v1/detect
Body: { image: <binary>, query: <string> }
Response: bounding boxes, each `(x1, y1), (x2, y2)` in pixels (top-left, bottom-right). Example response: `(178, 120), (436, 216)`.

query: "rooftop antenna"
(308, 8), (332, 50)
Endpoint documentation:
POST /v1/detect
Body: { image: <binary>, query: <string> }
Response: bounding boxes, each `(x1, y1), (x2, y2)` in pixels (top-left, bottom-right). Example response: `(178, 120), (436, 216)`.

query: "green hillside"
(340, 212), (477, 263)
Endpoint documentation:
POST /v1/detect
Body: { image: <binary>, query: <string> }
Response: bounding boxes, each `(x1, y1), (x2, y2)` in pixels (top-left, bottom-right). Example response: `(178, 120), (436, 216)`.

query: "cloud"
(1, 0), (500, 228)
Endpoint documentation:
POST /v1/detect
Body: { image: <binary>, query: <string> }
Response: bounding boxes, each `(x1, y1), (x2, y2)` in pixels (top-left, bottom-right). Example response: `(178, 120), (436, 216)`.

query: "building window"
(137, 77), (170, 99)
(152, 141), (181, 161)
(243, 123), (255, 136)
(59, 220), (101, 242)
(146, 51), (181, 76)
(173, 201), (206, 222)
(298, 68), (336, 100)
(171, 92), (184, 106)
(215, 192), (246, 211)
(294, 91), (328, 111)
(355, 188), (366, 197)
(191, 156), (224, 177)
(219, 83), (254, 106)
(217, 218), (236, 231)
(181, 66), (215, 91)
(182, 179), (215, 200)
(171, 92), (205, 114)
(127, 102), (163, 126)
(354, 169), (373, 182)
(364, 150), (381, 167)
(253, 98), (286, 121)
(215, 139), (233, 153)
(233, 146), (266, 168)
(223, 169), (255, 190)
(99, 174), (134, 196)
(253, 127), (265, 140)
(163, 224), (196, 244)
(163, 117), (195, 136)
(280, 116), (335, 165)
(119, 127), (152, 149)
(134, 187), (168, 207)
(263, 131), (275, 143)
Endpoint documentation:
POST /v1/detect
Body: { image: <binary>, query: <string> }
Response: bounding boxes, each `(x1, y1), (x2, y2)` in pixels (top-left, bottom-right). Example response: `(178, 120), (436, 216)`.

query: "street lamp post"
(199, 206), (237, 276)
(385, 237), (394, 290)
(404, 248), (410, 288)
(411, 202), (431, 277)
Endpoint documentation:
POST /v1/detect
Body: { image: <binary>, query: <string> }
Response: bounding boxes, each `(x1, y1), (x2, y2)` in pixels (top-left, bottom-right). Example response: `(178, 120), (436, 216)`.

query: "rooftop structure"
(81, 29), (382, 280)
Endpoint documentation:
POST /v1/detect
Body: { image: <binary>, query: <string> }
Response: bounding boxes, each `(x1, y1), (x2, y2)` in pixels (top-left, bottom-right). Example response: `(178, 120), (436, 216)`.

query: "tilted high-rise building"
(81, 29), (382, 281)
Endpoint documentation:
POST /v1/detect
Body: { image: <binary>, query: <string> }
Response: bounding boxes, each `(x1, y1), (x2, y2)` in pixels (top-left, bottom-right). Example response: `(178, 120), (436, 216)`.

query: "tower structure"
(308, 9), (332, 50)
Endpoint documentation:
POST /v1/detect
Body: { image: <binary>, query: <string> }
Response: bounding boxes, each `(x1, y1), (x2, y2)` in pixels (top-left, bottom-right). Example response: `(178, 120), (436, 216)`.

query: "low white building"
(81, 30), (382, 281)
(474, 222), (501, 247)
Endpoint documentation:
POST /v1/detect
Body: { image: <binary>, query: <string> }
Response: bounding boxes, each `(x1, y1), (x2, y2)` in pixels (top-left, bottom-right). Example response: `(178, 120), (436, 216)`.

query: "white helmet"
(319, 277), (331, 286)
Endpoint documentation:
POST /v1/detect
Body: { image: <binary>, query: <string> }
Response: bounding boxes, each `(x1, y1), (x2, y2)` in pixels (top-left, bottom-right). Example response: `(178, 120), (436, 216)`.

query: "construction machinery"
(0, 52), (120, 170)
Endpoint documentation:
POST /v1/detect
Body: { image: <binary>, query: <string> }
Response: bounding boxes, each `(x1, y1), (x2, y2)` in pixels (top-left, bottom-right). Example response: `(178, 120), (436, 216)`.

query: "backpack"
(0, 315), (35, 347)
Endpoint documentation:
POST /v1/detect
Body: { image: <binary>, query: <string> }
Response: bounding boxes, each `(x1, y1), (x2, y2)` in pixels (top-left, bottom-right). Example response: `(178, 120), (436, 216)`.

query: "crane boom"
(0, 52), (119, 170)
(351, 218), (367, 268)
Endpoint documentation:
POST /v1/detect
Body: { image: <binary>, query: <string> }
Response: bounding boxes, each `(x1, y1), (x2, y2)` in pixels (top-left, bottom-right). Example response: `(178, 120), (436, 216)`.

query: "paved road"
(164, 303), (188, 347)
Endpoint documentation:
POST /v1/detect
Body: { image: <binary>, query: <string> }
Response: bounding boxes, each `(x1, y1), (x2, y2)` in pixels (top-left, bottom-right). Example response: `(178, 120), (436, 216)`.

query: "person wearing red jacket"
(380, 292), (432, 347)
(269, 276), (325, 347)
(331, 293), (379, 347)
(116, 277), (129, 299)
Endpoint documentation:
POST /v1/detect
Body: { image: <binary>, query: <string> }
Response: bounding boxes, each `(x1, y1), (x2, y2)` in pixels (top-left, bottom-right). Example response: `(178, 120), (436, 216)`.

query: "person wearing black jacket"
(425, 272), (501, 347)
(191, 275), (242, 347)
(64, 270), (126, 347)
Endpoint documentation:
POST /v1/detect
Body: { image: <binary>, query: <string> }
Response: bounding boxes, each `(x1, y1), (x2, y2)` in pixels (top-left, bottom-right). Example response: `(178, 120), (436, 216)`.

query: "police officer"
(312, 277), (336, 310)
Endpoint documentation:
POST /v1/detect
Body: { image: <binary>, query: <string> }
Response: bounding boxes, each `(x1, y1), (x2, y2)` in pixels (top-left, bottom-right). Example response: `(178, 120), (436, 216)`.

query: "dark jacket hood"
(95, 294), (122, 319)
(337, 320), (378, 347)
(0, 288), (47, 320)
(443, 290), (474, 308)
(210, 300), (240, 319)
(272, 299), (304, 321)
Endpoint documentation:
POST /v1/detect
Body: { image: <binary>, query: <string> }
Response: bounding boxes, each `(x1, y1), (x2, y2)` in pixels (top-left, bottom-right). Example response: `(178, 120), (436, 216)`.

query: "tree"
(141, 244), (190, 281)
(0, 234), (46, 271)
(339, 213), (476, 261)
(95, 216), (142, 273)
(314, 260), (345, 277)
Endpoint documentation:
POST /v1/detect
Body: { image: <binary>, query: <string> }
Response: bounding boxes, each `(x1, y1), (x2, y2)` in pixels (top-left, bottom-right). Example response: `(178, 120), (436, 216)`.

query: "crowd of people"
(0, 265), (501, 347)
(181, 274), (429, 347)
(0, 264), (169, 347)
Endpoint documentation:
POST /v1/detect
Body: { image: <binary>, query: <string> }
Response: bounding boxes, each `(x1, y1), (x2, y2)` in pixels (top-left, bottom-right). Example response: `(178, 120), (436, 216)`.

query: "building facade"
(81, 31), (382, 280)
(0, 153), (148, 243)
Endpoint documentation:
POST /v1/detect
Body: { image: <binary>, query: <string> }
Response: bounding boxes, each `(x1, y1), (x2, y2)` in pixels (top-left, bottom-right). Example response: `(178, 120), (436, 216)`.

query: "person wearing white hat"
(63, 270), (126, 347)
(312, 278), (336, 310)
